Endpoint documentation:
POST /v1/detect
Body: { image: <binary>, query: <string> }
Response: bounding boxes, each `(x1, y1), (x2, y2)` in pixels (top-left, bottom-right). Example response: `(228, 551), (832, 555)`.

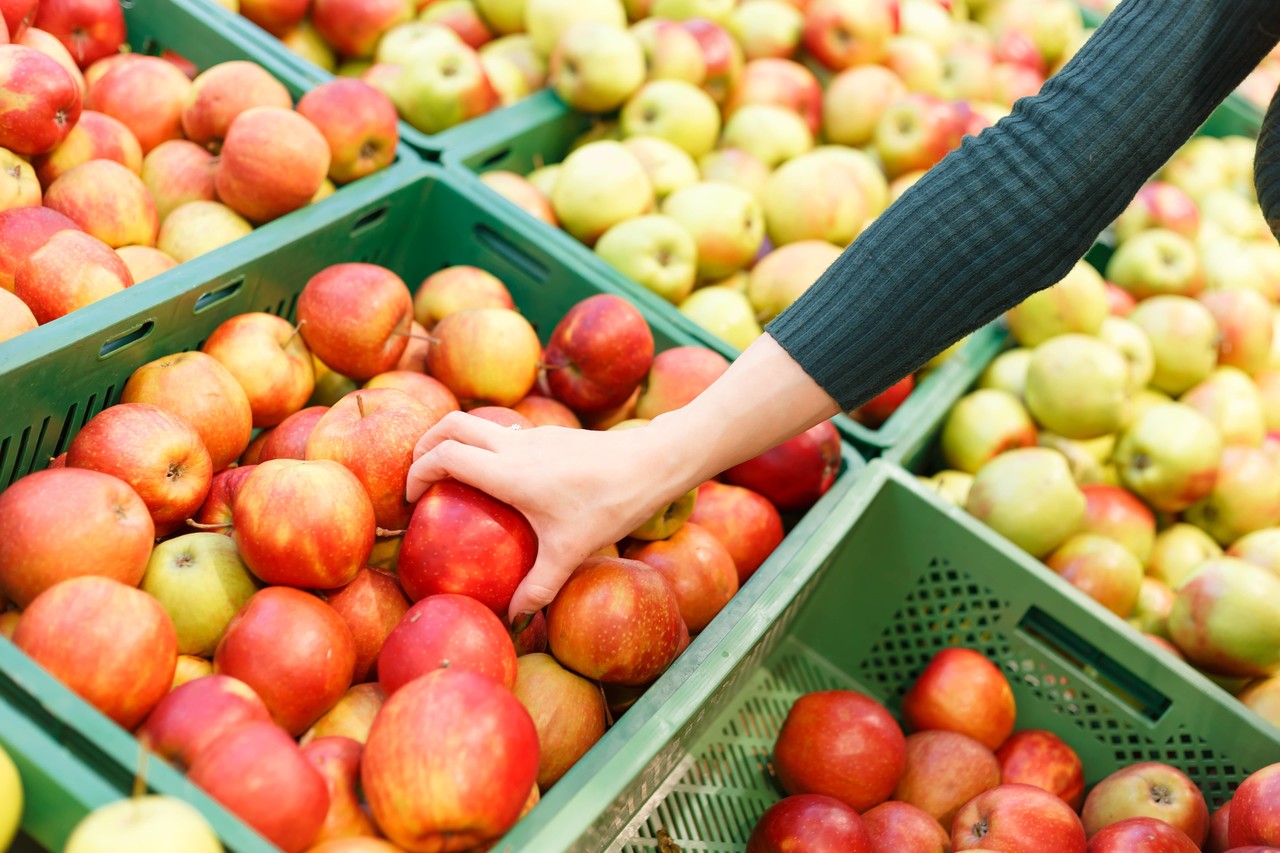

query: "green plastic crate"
(496, 460), (1280, 852)
(0, 161), (866, 851)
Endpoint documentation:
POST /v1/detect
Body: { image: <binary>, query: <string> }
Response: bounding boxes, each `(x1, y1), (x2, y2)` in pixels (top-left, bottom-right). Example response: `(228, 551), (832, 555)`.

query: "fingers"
(412, 410), (511, 462)
(405, 439), (511, 503)
(508, 549), (581, 623)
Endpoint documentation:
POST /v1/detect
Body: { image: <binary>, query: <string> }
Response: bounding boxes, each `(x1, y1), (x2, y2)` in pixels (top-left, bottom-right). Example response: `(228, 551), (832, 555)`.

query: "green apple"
(762, 151), (868, 247)
(1227, 526), (1280, 577)
(1124, 387), (1173, 428)
(1105, 228), (1204, 299)
(727, 0), (803, 61)
(620, 79), (721, 157)
(1114, 403), (1223, 513)
(141, 533), (259, 657)
(1128, 295), (1219, 395)
(549, 23), (646, 113)
(1180, 366), (1266, 447)
(1099, 316), (1155, 394)
(919, 469), (974, 507)
(623, 136), (700, 200)
(1024, 334), (1129, 440)
(595, 214), (698, 304)
(1168, 557), (1280, 676)
(395, 40), (498, 134)
(551, 140), (654, 246)
(1006, 259), (1108, 346)
(1199, 233), (1272, 298)
(720, 103), (813, 168)
(525, 0), (626, 57)
(1038, 432), (1109, 485)
(481, 53), (530, 106)
(376, 21), (461, 66)
(979, 348), (1031, 399)
(0, 744), (18, 852)
(480, 34), (548, 91)
(527, 163), (561, 198)
(64, 796), (222, 853)
(679, 286), (763, 350)
(475, 0), (528, 35)
(650, 0), (734, 24)
(747, 240), (843, 323)
(940, 388), (1036, 474)
(1128, 576), (1176, 638)
(1184, 446), (1280, 545)
(1199, 188), (1270, 242)
(1148, 523), (1222, 590)
(662, 181), (764, 280)
(965, 447), (1086, 558)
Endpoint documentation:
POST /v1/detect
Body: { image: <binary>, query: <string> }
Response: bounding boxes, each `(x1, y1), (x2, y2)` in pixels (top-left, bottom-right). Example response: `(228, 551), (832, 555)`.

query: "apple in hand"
(996, 730), (1085, 810)
(512, 652), (607, 790)
(298, 263), (414, 381)
(322, 567), (410, 684)
(723, 420), (840, 512)
(545, 294), (655, 413)
(140, 533), (259, 658)
(216, 107), (330, 223)
(1081, 762), (1209, 847)
(427, 308), (542, 407)
(747, 795), (872, 853)
(952, 784), (1087, 852)
(297, 79), (399, 185)
(15, 229), (132, 323)
(302, 737), (379, 843)
(137, 674), (271, 770)
(902, 647), (1016, 751)
(0, 46), (81, 155)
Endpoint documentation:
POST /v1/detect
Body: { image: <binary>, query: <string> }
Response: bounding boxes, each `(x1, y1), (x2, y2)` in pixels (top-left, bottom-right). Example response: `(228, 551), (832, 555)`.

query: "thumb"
(508, 548), (581, 625)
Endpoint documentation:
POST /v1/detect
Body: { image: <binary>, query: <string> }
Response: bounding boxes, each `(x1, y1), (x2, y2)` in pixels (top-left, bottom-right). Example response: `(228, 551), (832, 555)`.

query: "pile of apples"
(0, 261), (842, 852)
(744, 647), (1280, 852)
(0, 0), (399, 346)
(922, 132), (1280, 730)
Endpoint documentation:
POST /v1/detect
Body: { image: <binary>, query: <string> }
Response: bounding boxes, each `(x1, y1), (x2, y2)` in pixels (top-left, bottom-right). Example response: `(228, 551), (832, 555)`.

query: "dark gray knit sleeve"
(767, 0), (1280, 412)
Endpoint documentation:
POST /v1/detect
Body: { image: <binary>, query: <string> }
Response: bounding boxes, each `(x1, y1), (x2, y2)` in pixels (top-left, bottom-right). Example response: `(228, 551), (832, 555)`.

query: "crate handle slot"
(1018, 606), (1171, 723)
(194, 278), (245, 314)
(473, 223), (549, 284)
(479, 147), (513, 169)
(98, 321), (154, 359)
(351, 206), (389, 237)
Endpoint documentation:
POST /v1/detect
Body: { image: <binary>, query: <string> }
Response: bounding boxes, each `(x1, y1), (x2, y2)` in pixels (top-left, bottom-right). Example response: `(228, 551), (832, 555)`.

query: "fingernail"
(511, 611), (535, 634)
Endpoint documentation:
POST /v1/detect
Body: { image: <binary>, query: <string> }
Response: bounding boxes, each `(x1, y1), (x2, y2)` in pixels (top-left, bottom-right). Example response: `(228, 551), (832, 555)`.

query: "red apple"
(215, 107), (330, 223)
(364, 370), (460, 416)
(544, 294), (655, 413)
(635, 345), (730, 419)
(511, 652), (607, 790)
(1081, 483), (1156, 564)
(398, 478), (537, 615)
(378, 593), (517, 695)
(513, 610), (548, 655)
(362, 669), (539, 852)
(896, 730), (1001, 826)
(1082, 763), (1209, 847)
(239, 0), (310, 36)
(1210, 802), (1232, 853)
(802, 0), (896, 70)
(722, 419), (841, 511)
(42, 158), (158, 248)
(298, 263), (414, 381)
(1087, 817), (1199, 852)
(14, 224), (132, 323)
(187, 721), (329, 853)
(512, 394), (582, 428)
(297, 79), (399, 185)
(421, 0), (492, 48)
(302, 736), (379, 843)
(953, 784), (1087, 852)
(774, 690), (906, 812)
(121, 351), (254, 472)
(0, 0), (37, 41)
(995, 729), (1086, 810)
(547, 556), (684, 685)
(137, 674), (272, 770)
(855, 374), (915, 428)
(1230, 763), (1280, 847)
(32, 110), (142, 188)
(688, 480), (784, 584)
(190, 465), (255, 535)
(1106, 282), (1137, 316)
(0, 205), (81, 291)
(87, 56), (192, 153)
(32, 0), (124, 67)
(902, 647), (1016, 751)
(181, 61), (292, 151)
(14, 576), (177, 729)
(625, 521), (738, 633)
(748, 795), (872, 853)
(312, 0), (413, 58)
(682, 18), (743, 103)
(259, 406), (328, 462)
(0, 467), (153, 608)
(66, 402), (213, 537)
(214, 587), (357, 736)
(862, 801), (950, 852)
(322, 567), (410, 683)
(201, 312), (314, 428)
(724, 57), (822, 136)
(427, 307), (542, 408)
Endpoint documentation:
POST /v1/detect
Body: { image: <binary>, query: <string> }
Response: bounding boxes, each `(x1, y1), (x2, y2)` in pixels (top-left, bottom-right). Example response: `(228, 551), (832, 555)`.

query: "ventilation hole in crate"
(0, 435), (11, 487)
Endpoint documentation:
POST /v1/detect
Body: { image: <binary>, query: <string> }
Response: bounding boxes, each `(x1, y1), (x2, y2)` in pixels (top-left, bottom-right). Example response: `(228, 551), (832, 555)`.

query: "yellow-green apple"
(636, 345), (729, 418)
(191, 464), (255, 535)
(302, 737), (379, 843)
(1201, 188), (1269, 241)
(181, 61), (292, 152)
(479, 51), (529, 105)
(525, 0), (625, 56)
(939, 40), (995, 101)
(138, 674), (271, 769)
(626, 521), (736, 633)
(481, 170), (557, 225)
(0, 147), (38, 211)
(631, 17), (705, 84)
(900, 0), (954, 49)
(215, 107), (329, 223)
(33, 0), (124, 66)
(720, 102), (812, 168)
(297, 79), (398, 185)
(394, 39), (498, 133)
(861, 802), (948, 852)
(281, 20), (337, 71)
(679, 285), (763, 349)
(1149, 523), (1221, 589)
(698, 146), (770, 201)
(620, 79), (721, 157)
(723, 420), (840, 511)
(1128, 296), (1220, 395)
(662, 181), (764, 279)
(426, 307), (541, 406)
(1006, 259), (1108, 346)
(902, 647), (1015, 750)
(1099, 316), (1155, 394)
(1199, 235), (1271, 298)
(31, 112), (139, 190)
(0, 46), (81, 156)
(15, 575), (176, 728)
(313, 0), (413, 57)
(474, 0), (525, 34)
(1252, 241), (1280, 299)
(885, 35), (945, 94)
(979, 349), (1031, 398)
(240, 0), (310, 35)
(511, 653), (606, 790)
(63, 797), (222, 853)
(1046, 533), (1143, 616)
(0, 286), (36, 340)
(680, 15), (743, 96)
(622, 135), (699, 200)
(994, 730), (1085, 810)
(1039, 432), (1114, 486)
(232, 459), (375, 588)
(1081, 762), (1208, 845)
(1181, 367), (1266, 447)
(822, 65), (907, 148)
(965, 447), (1085, 557)
(748, 795), (873, 852)
(321, 567), (409, 684)
(547, 556), (683, 684)
(1199, 290), (1273, 376)
(762, 152), (866, 247)
(651, 0), (733, 21)
(624, 477), (696, 541)
(550, 22), (645, 113)
(1229, 527), (1280, 575)
(512, 394), (581, 427)
(1024, 334), (1128, 440)
(940, 389), (1036, 474)
(815, 144), (891, 219)
(725, 58), (821, 136)
(143, 140), (216, 222)
(727, 0), (803, 60)
(365, 371), (459, 416)
(594, 214), (698, 304)
(1185, 445), (1280, 544)
(772, 691), (905, 812)
(1129, 576), (1176, 637)
(43, 159), (158, 248)
(1114, 181), (1201, 243)
(0, 467), (152, 608)
(802, 0), (895, 69)
(398, 478), (536, 613)
(551, 140), (654, 245)
(1228, 762), (1280, 847)
(1238, 677), (1280, 728)
(480, 33), (547, 91)
(215, 587), (356, 735)
(298, 263), (414, 381)
(1106, 229), (1204, 299)
(1080, 483), (1155, 563)
(544, 293), (655, 412)
(421, 0), (494, 49)
(187, 721), (329, 853)
(875, 94), (966, 178)
(952, 784), (1087, 852)
(1114, 402), (1221, 513)
(87, 56), (191, 153)
(141, 532), (258, 659)
(301, 683), (385, 746)
(66, 402), (212, 536)
(310, 355), (358, 407)
(14, 228), (131, 322)
(201, 312), (314, 428)
(1, 0), (38, 40)
(115, 246), (176, 283)
(363, 668), (538, 850)
(919, 469), (974, 507)
(1172, 556), (1280, 674)
(895, 730), (1001, 826)
(122, 350), (254, 471)
(413, 264), (512, 328)
(377, 592), (517, 696)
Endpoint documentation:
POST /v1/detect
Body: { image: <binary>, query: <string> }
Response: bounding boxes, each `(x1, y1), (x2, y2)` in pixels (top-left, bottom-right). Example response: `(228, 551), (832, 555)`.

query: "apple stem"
(376, 527), (405, 537)
(284, 319), (306, 347)
(186, 518), (233, 531)
(599, 683), (615, 728)
(532, 153), (545, 170)
(356, 394), (366, 419)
